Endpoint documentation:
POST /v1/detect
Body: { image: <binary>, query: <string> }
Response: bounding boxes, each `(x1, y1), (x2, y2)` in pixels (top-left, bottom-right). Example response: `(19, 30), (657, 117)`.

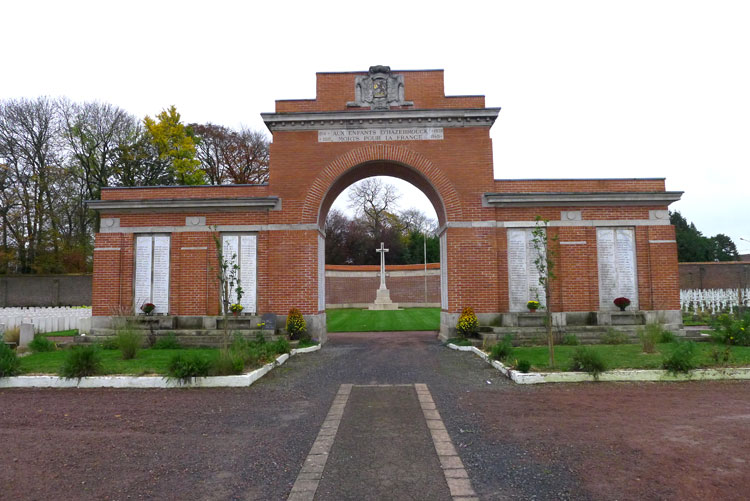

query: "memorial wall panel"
(597, 227), (638, 310)
(507, 228), (546, 312)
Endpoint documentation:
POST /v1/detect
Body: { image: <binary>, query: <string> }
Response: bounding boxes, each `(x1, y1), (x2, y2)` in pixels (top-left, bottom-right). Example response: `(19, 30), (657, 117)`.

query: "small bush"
(489, 334), (514, 361)
(662, 342), (697, 375)
(153, 332), (181, 349)
(711, 313), (750, 346)
(601, 328), (629, 345)
(60, 346), (103, 379)
(660, 330), (676, 343)
(286, 308), (307, 340)
(516, 359), (532, 373)
(0, 343), (21, 377)
(297, 339), (318, 349)
(212, 349), (245, 376)
(638, 324), (663, 354)
(29, 335), (56, 353)
(570, 347), (607, 380)
(271, 337), (291, 355)
(562, 334), (580, 346)
(97, 338), (119, 350)
(115, 327), (143, 360)
(456, 307), (479, 338)
(709, 345), (731, 365)
(167, 352), (212, 383)
(4, 326), (21, 345)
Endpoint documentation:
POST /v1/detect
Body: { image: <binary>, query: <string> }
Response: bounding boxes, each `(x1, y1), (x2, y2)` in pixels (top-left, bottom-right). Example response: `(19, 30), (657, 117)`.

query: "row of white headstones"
(0, 307), (92, 335)
(680, 289), (750, 315)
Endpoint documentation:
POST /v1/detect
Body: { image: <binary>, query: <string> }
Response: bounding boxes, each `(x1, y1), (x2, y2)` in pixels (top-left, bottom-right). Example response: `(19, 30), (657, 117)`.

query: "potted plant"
(613, 297), (631, 311)
(456, 306), (479, 338)
(527, 300), (540, 313)
(140, 302), (155, 315)
(230, 303), (244, 316)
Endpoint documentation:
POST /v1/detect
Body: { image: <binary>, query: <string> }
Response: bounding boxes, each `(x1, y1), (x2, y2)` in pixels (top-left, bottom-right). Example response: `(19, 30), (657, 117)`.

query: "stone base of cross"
(369, 241), (399, 310)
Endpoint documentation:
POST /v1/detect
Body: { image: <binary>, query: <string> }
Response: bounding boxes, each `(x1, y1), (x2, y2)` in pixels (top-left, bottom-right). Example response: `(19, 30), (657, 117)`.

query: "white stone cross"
(376, 242), (389, 290)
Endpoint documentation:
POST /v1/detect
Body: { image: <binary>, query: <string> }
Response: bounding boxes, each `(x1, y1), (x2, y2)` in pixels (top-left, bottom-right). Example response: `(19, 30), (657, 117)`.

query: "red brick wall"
(325, 264), (440, 306)
(91, 68), (682, 318)
(679, 262), (750, 289)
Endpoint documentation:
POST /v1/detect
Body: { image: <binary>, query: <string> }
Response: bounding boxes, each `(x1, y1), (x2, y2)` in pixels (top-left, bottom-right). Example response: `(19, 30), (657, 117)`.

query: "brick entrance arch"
(88, 66), (684, 342)
(304, 144), (459, 227)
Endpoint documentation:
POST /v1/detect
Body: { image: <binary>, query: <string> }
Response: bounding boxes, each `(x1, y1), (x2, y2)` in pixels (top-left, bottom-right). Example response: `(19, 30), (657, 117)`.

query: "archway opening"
(318, 162), (447, 330)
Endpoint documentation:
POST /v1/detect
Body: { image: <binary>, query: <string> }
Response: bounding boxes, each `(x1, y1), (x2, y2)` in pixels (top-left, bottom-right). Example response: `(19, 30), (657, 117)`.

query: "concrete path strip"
(288, 383), (477, 501)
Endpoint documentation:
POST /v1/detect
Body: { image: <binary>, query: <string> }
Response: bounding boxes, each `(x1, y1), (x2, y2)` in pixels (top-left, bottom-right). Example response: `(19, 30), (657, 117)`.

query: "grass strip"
(19, 348), (218, 376)
(326, 307), (440, 332)
(505, 343), (750, 372)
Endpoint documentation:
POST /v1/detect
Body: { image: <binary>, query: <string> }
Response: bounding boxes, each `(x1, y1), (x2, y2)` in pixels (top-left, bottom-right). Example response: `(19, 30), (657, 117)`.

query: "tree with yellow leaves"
(143, 105), (205, 185)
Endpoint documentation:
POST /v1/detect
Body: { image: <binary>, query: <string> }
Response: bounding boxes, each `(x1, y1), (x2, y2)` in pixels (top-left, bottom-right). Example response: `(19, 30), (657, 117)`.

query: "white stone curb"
(0, 344), (321, 389)
(446, 342), (750, 384)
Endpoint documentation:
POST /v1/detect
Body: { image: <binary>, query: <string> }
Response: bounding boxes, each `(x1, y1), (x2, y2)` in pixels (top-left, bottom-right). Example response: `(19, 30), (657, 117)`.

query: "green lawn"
(19, 348), (218, 376)
(506, 343), (750, 372)
(327, 307), (440, 332)
(43, 329), (78, 337)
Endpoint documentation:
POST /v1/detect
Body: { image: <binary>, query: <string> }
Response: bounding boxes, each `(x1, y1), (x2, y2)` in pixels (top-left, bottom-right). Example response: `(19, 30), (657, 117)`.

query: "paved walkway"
(5, 331), (747, 499)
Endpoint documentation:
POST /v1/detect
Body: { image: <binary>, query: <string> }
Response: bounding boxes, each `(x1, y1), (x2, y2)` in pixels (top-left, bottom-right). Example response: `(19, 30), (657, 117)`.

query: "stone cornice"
(261, 108), (501, 132)
(482, 191), (683, 207)
(86, 197), (281, 213)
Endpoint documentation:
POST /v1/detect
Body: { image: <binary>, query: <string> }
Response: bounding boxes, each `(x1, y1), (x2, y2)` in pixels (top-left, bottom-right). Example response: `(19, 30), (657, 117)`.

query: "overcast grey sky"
(2, 0), (748, 252)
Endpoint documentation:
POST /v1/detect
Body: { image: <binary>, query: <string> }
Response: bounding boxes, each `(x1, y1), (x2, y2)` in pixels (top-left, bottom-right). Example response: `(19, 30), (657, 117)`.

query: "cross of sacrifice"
(376, 242), (389, 290)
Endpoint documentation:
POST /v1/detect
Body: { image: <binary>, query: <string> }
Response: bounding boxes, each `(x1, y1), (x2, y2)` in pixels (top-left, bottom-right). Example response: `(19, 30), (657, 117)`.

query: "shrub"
(660, 330), (676, 343)
(97, 337), (119, 350)
(662, 341), (697, 375)
(456, 307), (479, 338)
(115, 326), (143, 360)
(212, 349), (245, 376)
(153, 332), (182, 349)
(0, 343), (20, 377)
(167, 352), (212, 383)
(638, 324), (661, 354)
(570, 347), (607, 380)
(29, 335), (56, 353)
(601, 328), (629, 345)
(711, 313), (750, 346)
(562, 334), (580, 346)
(297, 339), (318, 349)
(709, 345), (731, 365)
(516, 359), (532, 373)
(60, 346), (103, 379)
(286, 308), (306, 340)
(3, 326), (20, 345)
(489, 334), (514, 361)
(271, 337), (291, 355)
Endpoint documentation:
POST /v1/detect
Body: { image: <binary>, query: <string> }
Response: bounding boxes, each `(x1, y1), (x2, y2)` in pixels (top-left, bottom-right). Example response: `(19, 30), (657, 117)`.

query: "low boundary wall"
(0, 275), (92, 307)
(325, 263), (440, 308)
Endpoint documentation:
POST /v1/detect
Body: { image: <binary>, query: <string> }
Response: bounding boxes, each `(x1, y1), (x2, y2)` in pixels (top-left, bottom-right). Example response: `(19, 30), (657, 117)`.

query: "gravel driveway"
(1, 331), (748, 500)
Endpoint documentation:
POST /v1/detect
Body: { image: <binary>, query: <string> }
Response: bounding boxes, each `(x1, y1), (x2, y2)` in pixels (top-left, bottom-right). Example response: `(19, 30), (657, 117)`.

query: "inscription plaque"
(222, 234), (257, 314)
(134, 235), (170, 314)
(240, 235), (257, 314)
(134, 236), (152, 310)
(152, 236), (170, 314)
(318, 128), (443, 143)
(507, 229), (546, 312)
(597, 228), (638, 310)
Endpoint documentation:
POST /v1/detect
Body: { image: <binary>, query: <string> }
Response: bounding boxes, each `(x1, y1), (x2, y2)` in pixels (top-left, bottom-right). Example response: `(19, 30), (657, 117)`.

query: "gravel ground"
(2, 331), (749, 500)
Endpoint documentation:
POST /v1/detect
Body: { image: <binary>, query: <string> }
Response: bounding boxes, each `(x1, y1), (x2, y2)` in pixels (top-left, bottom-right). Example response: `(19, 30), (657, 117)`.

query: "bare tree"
(396, 207), (437, 234)
(0, 97), (64, 272)
(190, 124), (270, 185)
(60, 99), (137, 232)
(347, 178), (400, 236)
